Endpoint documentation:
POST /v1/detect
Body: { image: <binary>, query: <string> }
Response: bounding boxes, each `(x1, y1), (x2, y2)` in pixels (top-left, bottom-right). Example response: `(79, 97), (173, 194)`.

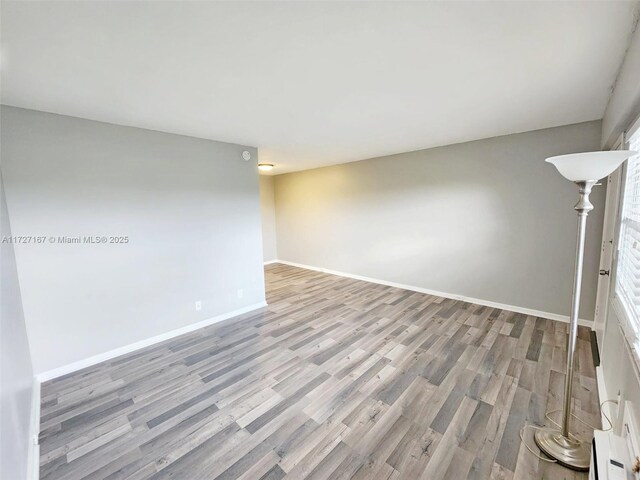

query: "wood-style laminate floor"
(39, 263), (599, 480)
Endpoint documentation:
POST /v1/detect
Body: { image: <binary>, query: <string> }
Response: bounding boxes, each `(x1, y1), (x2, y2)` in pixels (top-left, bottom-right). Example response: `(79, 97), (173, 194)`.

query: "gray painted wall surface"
(1, 106), (265, 374)
(274, 121), (604, 320)
(1, 172), (34, 480)
(259, 176), (278, 262)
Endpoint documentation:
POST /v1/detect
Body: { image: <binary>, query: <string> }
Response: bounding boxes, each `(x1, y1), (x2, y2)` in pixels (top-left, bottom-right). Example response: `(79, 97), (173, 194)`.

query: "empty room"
(3, 1), (640, 479)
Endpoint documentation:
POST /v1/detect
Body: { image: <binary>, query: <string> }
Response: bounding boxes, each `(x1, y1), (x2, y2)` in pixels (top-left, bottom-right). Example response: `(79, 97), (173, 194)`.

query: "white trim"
(35, 301), (267, 382)
(274, 260), (592, 327)
(611, 296), (640, 357)
(263, 260), (279, 265)
(617, 316), (640, 387)
(26, 377), (41, 480)
(594, 165), (623, 346)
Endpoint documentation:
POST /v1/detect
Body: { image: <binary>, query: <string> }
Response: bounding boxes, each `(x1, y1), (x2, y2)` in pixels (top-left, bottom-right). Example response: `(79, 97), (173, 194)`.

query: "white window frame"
(611, 113), (640, 364)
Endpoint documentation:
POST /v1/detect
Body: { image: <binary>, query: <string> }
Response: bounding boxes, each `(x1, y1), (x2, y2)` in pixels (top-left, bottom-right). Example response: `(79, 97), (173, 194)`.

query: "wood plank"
(38, 263), (597, 480)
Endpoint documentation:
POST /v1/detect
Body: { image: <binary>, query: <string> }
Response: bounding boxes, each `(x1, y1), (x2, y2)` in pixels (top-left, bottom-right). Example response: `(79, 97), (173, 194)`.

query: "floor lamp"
(535, 150), (636, 470)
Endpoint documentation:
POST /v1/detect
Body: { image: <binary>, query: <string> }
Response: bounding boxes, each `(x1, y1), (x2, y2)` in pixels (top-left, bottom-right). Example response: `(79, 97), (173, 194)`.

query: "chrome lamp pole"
(534, 150), (636, 471)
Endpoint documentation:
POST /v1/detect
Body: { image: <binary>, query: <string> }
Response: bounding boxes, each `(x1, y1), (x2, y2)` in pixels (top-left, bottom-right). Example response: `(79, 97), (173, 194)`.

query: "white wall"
(1, 106), (266, 375)
(1, 172), (34, 480)
(599, 17), (640, 434)
(259, 175), (278, 262)
(602, 17), (640, 148)
(274, 121), (604, 320)
(600, 305), (640, 431)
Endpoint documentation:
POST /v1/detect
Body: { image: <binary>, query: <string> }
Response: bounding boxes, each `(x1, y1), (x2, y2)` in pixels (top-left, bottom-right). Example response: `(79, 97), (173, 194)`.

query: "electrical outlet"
(237, 289), (243, 299)
(195, 301), (202, 311)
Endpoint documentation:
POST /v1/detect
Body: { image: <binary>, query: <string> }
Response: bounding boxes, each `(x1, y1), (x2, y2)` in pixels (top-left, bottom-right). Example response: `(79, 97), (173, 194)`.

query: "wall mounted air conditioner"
(590, 402), (639, 480)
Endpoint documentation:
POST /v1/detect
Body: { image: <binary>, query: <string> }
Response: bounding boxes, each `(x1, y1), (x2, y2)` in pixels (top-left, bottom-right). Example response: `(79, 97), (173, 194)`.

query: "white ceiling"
(1, 1), (638, 174)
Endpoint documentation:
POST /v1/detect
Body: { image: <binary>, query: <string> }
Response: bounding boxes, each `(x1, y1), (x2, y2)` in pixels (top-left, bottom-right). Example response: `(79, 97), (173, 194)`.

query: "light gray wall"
(1, 172), (34, 480)
(275, 121), (604, 320)
(259, 176), (278, 262)
(1, 106), (266, 374)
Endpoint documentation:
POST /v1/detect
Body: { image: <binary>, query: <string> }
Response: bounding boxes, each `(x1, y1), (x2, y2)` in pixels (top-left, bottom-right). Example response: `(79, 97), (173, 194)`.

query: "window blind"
(616, 131), (640, 344)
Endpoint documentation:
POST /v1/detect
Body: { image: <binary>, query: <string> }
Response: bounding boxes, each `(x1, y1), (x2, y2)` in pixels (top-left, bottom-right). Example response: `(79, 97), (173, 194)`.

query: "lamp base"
(534, 428), (590, 471)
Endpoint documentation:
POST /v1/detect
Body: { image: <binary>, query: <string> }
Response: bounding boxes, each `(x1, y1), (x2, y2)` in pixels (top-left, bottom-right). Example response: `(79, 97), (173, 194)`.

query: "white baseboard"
(27, 377), (41, 480)
(36, 301), (267, 383)
(263, 260), (279, 265)
(273, 260), (592, 327)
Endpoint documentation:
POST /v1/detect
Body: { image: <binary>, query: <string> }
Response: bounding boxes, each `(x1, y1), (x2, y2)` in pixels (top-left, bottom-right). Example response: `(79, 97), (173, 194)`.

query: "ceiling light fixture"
(258, 163), (274, 172)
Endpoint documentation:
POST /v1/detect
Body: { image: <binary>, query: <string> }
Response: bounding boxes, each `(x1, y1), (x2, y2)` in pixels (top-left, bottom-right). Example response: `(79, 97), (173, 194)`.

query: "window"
(615, 129), (640, 348)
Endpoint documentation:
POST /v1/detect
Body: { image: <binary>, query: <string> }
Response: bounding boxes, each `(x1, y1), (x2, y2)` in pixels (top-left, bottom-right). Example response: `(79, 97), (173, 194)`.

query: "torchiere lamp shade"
(546, 150), (636, 182)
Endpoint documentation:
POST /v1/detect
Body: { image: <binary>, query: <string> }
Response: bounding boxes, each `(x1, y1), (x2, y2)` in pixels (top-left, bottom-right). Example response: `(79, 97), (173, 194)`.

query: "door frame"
(593, 135), (624, 350)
